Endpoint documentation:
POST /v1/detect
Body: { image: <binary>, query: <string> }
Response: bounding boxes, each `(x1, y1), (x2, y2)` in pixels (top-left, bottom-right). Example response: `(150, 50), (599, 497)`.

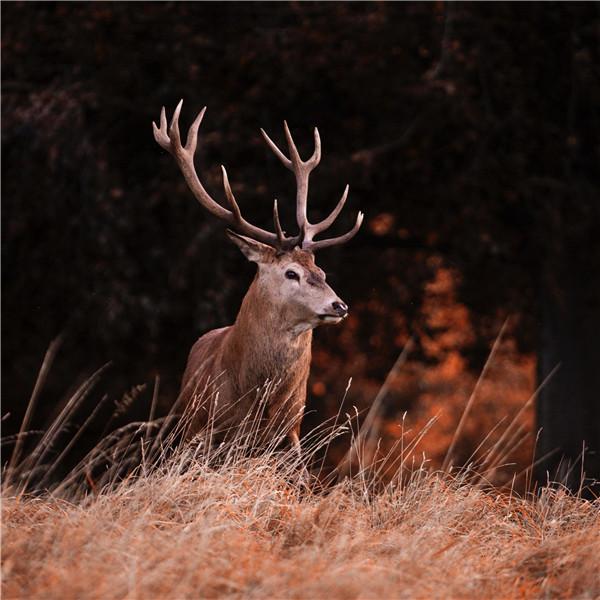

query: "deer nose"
(332, 301), (348, 317)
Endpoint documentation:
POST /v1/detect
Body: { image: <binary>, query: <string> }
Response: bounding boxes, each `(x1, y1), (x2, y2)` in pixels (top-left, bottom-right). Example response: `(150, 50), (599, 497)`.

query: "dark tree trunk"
(535, 7), (600, 495)
(536, 245), (600, 495)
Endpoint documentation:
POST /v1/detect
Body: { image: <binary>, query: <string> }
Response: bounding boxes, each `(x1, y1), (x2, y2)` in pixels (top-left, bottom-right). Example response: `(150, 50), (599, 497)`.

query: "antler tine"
(309, 127), (321, 166)
(153, 102), (298, 250)
(273, 199), (285, 247)
(304, 211), (364, 252)
(184, 106), (206, 154)
(306, 184), (349, 240)
(283, 121), (302, 166)
(168, 99), (183, 146)
(152, 106), (170, 151)
(220, 166), (242, 222)
(260, 128), (291, 168)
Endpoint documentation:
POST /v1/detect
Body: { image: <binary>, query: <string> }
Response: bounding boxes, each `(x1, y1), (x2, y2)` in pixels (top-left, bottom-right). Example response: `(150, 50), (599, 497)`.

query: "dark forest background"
(2, 2), (599, 491)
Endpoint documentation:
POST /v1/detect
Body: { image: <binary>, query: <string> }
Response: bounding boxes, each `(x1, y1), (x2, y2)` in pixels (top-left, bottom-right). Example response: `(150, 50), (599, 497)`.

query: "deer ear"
(226, 230), (274, 263)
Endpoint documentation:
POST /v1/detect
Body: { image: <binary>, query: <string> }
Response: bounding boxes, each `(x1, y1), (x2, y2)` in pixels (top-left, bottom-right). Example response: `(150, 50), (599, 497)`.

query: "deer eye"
(285, 270), (300, 281)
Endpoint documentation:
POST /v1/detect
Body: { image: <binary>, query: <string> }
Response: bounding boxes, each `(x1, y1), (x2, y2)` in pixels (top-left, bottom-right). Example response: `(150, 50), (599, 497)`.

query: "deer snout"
(331, 300), (348, 318)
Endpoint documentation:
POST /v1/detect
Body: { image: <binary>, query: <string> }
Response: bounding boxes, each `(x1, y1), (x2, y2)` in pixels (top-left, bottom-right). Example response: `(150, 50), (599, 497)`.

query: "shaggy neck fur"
(223, 275), (313, 394)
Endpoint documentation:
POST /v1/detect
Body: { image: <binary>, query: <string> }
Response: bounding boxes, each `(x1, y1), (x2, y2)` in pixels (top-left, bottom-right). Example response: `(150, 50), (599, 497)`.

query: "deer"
(152, 100), (363, 464)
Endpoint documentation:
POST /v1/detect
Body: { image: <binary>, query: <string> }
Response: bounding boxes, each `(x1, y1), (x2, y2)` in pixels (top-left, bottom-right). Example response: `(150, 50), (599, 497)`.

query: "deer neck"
(223, 277), (312, 384)
(231, 276), (313, 347)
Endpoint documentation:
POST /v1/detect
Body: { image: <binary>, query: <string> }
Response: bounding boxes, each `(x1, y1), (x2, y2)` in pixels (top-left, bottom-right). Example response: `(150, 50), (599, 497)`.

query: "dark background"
(3, 2), (599, 489)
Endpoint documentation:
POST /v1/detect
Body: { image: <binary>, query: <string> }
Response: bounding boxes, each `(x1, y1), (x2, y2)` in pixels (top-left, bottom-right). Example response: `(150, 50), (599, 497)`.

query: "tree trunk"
(536, 247), (600, 495)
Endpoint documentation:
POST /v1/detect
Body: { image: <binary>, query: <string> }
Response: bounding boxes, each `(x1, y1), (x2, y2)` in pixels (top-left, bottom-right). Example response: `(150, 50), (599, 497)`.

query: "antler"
(153, 101), (300, 250)
(261, 122), (364, 252)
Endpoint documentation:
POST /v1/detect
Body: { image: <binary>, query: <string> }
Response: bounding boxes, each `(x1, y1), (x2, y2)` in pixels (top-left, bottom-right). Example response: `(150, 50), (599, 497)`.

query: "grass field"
(2, 342), (599, 599)
(3, 436), (599, 599)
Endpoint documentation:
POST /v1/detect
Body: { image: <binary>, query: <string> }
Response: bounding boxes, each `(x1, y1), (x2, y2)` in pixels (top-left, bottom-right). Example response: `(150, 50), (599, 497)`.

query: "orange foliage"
(311, 256), (535, 487)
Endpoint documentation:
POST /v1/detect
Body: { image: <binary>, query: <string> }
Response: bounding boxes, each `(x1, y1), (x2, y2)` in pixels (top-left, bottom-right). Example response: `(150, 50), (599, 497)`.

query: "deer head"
(153, 101), (363, 332)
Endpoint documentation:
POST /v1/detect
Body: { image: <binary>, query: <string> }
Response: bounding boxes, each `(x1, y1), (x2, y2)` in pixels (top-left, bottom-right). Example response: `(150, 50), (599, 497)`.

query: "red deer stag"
(153, 101), (363, 458)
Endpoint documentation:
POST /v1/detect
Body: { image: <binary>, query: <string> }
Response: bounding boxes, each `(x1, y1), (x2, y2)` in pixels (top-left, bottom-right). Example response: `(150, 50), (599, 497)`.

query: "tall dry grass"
(2, 338), (600, 599)
(3, 451), (599, 599)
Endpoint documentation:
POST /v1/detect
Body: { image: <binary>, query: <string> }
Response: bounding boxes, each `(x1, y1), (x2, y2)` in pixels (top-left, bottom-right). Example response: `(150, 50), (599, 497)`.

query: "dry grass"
(3, 338), (599, 599)
(3, 443), (600, 599)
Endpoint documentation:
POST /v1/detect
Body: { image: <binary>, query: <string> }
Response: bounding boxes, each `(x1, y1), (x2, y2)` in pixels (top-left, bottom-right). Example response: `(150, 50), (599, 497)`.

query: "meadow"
(3, 375), (599, 600)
